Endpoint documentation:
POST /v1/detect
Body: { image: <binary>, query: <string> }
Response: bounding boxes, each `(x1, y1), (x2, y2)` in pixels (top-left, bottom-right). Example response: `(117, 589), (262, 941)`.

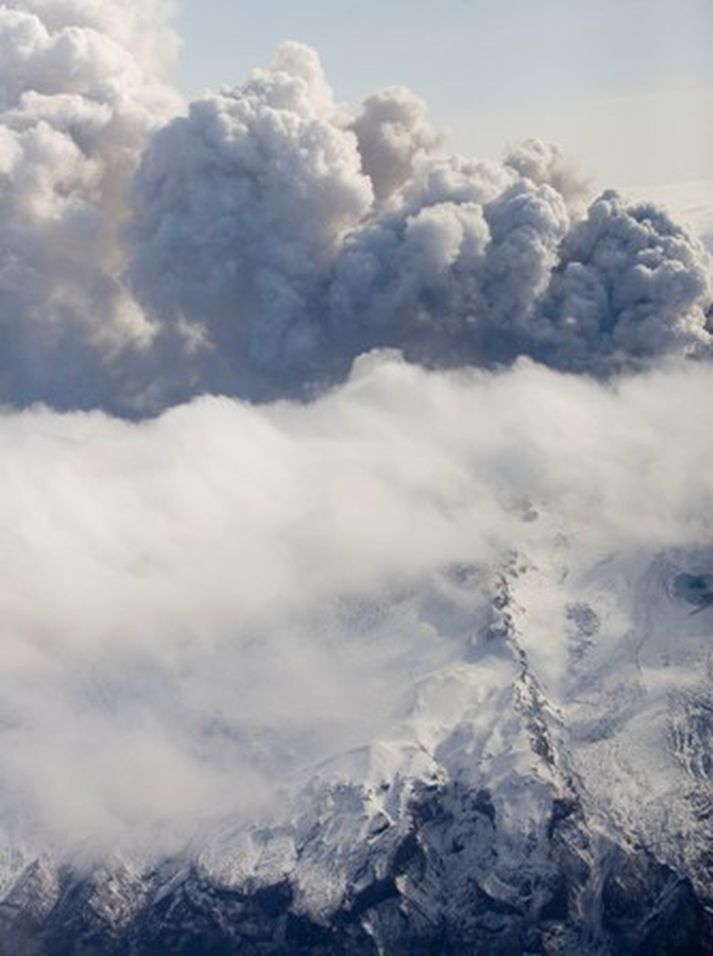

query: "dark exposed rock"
(1, 779), (710, 956)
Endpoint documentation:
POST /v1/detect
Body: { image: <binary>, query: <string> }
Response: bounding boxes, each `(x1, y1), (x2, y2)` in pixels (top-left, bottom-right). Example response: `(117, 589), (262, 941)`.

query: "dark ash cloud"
(0, 9), (709, 413)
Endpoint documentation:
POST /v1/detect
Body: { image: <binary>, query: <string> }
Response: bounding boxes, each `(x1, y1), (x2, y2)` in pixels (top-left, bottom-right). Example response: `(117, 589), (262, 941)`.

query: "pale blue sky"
(173, 0), (713, 191)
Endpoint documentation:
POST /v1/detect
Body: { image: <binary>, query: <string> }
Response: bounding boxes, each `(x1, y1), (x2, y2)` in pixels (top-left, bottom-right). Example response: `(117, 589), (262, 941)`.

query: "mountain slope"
(0, 542), (711, 954)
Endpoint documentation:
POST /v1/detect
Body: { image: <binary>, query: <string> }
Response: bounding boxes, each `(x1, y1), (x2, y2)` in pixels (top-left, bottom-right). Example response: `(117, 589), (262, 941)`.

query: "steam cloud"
(0, 0), (711, 867)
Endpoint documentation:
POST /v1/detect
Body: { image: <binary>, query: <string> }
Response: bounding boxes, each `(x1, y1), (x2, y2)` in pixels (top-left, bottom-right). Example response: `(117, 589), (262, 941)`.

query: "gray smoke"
(327, 158), (571, 369)
(0, 14), (710, 409)
(126, 43), (713, 406)
(0, 0), (180, 410)
(536, 191), (713, 370)
(128, 42), (374, 403)
(350, 85), (441, 202)
(504, 137), (591, 214)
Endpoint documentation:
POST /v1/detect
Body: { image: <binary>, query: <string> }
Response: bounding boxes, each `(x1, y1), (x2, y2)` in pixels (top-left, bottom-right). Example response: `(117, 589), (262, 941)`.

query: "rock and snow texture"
(0, 542), (711, 953)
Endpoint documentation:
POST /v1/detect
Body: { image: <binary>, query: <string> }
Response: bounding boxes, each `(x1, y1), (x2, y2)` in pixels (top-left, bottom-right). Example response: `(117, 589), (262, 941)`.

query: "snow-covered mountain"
(0, 2), (712, 952)
(1, 541), (710, 955)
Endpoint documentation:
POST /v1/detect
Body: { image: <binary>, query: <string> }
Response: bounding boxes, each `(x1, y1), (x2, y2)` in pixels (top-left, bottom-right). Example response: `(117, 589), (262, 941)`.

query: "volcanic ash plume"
(127, 42), (712, 406)
(0, 14), (710, 412)
(0, 0), (180, 410)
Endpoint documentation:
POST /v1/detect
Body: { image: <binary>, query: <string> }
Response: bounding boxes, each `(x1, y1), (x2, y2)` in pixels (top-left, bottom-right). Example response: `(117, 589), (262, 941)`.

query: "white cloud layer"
(0, 355), (712, 861)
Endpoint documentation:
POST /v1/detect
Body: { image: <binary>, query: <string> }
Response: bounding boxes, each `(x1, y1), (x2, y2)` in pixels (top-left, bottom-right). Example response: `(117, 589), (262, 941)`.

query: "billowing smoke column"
(0, 11), (711, 411)
(128, 48), (588, 396)
(123, 43), (713, 402)
(537, 191), (713, 370)
(0, 0), (180, 409)
(129, 43), (374, 401)
(349, 84), (441, 201)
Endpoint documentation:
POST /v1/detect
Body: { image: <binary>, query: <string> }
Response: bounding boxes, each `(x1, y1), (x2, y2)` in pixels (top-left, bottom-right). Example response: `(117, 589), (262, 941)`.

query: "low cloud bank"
(0, 356), (712, 859)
